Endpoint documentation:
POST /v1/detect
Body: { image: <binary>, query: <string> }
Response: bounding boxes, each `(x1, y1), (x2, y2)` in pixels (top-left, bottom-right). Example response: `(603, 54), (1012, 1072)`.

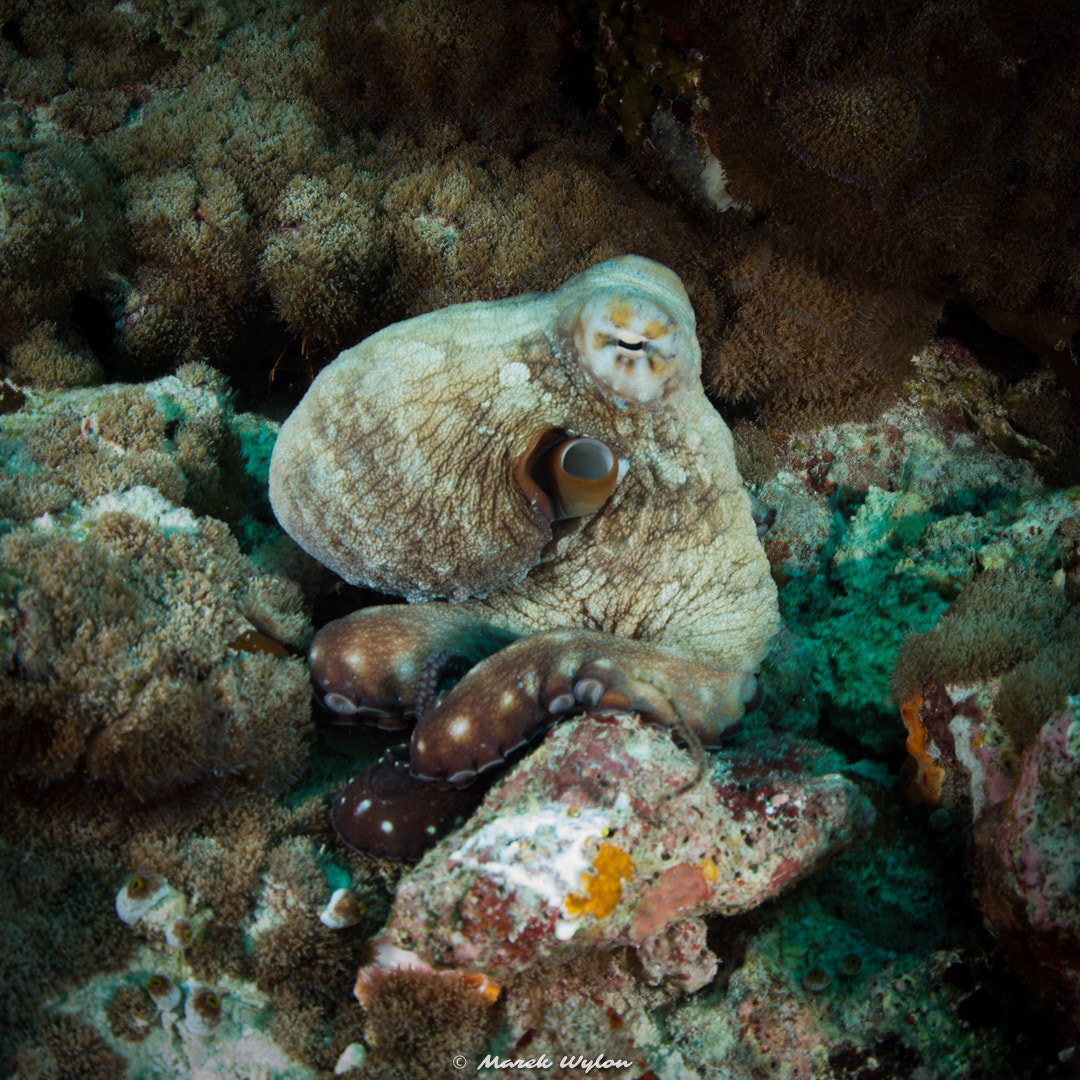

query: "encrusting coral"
(0, 362), (252, 524)
(364, 712), (871, 980)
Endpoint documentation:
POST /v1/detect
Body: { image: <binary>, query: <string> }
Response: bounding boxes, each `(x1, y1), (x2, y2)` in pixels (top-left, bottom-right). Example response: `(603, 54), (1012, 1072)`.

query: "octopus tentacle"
(410, 629), (762, 785)
(413, 648), (476, 720)
(331, 744), (487, 860)
(308, 605), (517, 728)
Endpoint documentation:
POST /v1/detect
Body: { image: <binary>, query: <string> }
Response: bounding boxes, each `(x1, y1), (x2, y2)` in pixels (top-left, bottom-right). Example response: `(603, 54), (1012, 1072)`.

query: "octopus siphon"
(269, 255), (780, 858)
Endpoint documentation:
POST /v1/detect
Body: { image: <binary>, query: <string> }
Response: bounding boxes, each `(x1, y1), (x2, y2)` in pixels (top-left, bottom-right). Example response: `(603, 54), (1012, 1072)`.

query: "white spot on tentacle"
(447, 716), (472, 741)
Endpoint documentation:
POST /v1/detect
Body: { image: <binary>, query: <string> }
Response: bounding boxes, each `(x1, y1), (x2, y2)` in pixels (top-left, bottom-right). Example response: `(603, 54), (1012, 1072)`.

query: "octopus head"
(561, 255), (700, 405)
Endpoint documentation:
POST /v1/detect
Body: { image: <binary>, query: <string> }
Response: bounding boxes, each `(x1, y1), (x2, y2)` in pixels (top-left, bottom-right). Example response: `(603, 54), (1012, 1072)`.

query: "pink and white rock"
(361, 711), (874, 987)
(973, 700), (1080, 1042)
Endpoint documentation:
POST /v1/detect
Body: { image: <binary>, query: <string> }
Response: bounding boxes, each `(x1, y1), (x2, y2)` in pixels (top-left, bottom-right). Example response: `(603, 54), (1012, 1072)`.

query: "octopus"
(269, 255), (780, 858)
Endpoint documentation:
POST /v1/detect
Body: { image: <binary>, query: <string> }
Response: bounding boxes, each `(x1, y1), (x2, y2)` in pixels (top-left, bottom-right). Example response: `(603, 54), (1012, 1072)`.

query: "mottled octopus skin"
(269, 255), (780, 856)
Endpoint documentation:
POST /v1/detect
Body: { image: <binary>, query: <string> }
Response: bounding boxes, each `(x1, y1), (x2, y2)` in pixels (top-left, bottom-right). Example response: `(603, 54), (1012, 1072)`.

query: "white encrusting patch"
(948, 713), (988, 818)
(447, 806), (619, 939)
(354, 798), (372, 815)
(380, 820), (394, 834)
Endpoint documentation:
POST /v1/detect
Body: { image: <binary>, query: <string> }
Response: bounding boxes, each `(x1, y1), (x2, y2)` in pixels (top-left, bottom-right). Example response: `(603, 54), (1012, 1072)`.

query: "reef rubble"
(362, 710), (872, 982)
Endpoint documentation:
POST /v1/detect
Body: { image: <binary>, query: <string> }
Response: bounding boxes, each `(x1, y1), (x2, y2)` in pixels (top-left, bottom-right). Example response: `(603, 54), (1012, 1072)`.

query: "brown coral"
(106, 986), (156, 1043)
(0, 505), (312, 798)
(257, 171), (389, 348)
(357, 967), (498, 1080)
(0, 107), (124, 350)
(376, 130), (729, 350)
(708, 233), (941, 426)
(104, 67), (357, 374)
(0, 834), (135, 1071)
(302, 0), (561, 140)
(5, 320), (103, 388)
(657, 0), (1080, 415)
(890, 568), (1075, 704)
(13, 1015), (127, 1080)
(0, 368), (251, 527)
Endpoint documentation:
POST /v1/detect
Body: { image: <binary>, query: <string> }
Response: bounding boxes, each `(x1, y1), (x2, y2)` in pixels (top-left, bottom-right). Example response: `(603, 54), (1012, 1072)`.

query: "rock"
(363, 711), (874, 983)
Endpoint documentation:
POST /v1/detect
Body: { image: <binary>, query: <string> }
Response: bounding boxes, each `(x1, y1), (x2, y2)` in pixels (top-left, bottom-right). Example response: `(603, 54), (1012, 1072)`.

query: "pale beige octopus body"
(269, 255), (780, 857)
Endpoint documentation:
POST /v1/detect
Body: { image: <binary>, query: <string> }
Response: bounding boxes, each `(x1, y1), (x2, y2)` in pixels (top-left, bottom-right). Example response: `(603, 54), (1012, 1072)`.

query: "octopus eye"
(550, 437), (618, 519)
(575, 293), (680, 403)
(515, 432), (619, 522)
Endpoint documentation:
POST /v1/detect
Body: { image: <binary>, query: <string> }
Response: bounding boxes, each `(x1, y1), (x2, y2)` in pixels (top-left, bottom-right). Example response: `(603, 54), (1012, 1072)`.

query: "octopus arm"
(309, 604), (517, 726)
(409, 629), (764, 786)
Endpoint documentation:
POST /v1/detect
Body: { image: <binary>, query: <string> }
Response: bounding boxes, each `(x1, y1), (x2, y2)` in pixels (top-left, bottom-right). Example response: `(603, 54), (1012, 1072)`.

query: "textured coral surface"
(2, 0), (1080, 1076)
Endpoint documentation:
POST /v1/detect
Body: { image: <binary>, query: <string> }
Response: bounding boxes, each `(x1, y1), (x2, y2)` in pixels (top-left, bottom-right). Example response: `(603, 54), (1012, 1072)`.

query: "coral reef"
(2, 0), (1078, 431)
(6, 319), (104, 388)
(2, 1), (1080, 1075)
(357, 966), (498, 1080)
(304, 0), (561, 139)
(0, 369), (314, 797)
(0, 833), (136, 1070)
